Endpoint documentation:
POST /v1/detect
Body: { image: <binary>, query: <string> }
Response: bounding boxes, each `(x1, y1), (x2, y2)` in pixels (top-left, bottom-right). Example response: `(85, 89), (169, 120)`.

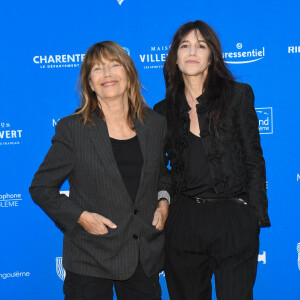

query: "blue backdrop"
(1, 0), (300, 299)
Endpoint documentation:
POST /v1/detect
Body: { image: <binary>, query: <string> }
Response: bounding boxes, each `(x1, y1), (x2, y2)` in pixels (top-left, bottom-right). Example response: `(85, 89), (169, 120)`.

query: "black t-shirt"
(110, 135), (143, 203)
(181, 131), (215, 197)
(182, 131), (245, 199)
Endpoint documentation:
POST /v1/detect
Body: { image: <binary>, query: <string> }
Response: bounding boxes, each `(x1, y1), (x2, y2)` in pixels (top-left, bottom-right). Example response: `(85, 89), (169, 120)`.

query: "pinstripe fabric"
(29, 109), (171, 280)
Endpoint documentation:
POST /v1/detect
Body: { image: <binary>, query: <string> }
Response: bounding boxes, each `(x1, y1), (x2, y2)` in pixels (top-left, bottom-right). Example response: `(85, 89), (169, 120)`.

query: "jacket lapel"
(133, 117), (148, 203)
(89, 114), (129, 198)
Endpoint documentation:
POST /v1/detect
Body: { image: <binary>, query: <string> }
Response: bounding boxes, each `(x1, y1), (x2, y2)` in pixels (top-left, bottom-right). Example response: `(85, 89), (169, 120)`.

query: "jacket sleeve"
(157, 117), (172, 204)
(29, 119), (84, 235)
(153, 103), (173, 204)
(238, 84), (270, 227)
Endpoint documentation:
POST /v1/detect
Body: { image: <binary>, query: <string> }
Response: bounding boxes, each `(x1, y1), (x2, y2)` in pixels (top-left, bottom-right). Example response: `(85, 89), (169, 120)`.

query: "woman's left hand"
(152, 200), (169, 230)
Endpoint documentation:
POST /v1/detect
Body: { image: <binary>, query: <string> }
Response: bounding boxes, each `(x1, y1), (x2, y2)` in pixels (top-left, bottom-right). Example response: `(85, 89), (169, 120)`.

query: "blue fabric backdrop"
(1, 0), (299, 299)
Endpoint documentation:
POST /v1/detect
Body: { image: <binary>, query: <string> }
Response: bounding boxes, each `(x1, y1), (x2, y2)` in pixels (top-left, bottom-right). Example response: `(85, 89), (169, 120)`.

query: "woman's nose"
(189, 45), (196, 55)
(103, 66), (112, 77)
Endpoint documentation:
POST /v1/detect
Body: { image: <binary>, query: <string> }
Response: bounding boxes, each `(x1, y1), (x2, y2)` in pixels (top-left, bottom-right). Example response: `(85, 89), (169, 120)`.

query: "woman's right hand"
(78, 211), (117, 235)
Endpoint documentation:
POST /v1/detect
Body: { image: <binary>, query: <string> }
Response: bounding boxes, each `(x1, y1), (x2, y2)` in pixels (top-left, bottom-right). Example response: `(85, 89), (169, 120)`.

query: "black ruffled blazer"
(154, 82), (270, 227)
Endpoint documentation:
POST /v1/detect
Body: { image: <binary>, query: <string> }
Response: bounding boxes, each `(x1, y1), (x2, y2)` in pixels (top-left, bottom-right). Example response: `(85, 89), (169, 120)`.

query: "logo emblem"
(256, 107), (273, 134)
(258, 251), (266, 264)
(0, 122), (23, 146)
(236, 43), (242, 50)
(122, 47), (130, 56)
(56, 257), (66, 281)
(0, 193), (22, 208)
(33, 53), (85, 69)
(117, 0), (125, 5)
(223, 43), (265, 64)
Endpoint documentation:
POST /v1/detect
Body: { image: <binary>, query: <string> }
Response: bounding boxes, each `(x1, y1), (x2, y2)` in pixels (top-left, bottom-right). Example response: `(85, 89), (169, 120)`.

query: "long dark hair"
(164, 20), (235, 140)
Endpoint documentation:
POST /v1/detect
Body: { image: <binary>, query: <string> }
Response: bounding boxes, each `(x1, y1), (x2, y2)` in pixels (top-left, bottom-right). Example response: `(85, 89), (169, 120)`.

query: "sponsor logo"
(297, 174), (300, 182)
(33, 53), (85, 69)
(255, 107), (273, 134)
(223, 43), (265, 64)
(0, 193), (22, 208)
(56, 257), (66, 281)
(258, 251), (266, 264)
(288, 46), (300, 54)
(0, 271), (30, 280)
(0, 122), (23, 146)
(139, 45), (171, 70)
(117, 0), (125, 5)
(38, 48), (128, 72)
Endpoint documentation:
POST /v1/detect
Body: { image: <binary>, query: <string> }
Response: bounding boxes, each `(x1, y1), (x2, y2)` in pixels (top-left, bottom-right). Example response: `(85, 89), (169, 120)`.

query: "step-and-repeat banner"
(1, 0), (299, 299)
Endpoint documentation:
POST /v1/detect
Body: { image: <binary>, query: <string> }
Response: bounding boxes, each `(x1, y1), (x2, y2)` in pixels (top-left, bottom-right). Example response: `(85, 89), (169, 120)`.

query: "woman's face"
(89, 58), (128, 103)
(176, 30), (211, 79)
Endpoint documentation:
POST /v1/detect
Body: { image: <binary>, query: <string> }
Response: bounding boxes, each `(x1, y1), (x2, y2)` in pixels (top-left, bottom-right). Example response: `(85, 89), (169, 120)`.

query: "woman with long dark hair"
(154, 21), (270, 300)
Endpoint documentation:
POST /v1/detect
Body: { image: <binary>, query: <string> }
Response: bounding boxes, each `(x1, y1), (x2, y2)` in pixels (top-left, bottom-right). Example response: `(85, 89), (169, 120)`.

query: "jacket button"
(133, 234), (138, 240)
(134, 209), (138, 215)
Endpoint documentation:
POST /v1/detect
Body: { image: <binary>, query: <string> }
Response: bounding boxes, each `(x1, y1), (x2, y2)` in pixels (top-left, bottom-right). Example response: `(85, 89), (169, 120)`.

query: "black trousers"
(63, 260), (161, 300)
(164, 196), (260, 300)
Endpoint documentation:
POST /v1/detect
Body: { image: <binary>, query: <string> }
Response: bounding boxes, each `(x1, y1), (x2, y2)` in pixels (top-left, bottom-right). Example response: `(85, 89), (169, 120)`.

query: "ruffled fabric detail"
(170, 91), (229, 202)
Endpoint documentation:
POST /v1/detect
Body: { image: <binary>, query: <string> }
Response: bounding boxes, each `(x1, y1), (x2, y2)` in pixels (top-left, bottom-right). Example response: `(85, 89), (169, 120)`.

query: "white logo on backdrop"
(288, 46), (300, 54)
(0, 271), (30, 280)
(117, 0), (125, 5)
(0, 122), (23, 146)
(56, 257), (66, 281)
(0, 193), (22, 208)
(236, 43), (242, 49)
(297, 243), (300, 270)
(223, 43), (265, 64)
(122, 47), (130, 56)
(139, 45), (170, 70)
(255, 107), (273, 134)
(258, 251), (266, 264)
(33, 53), (85, 69)
(297, 174), (300, 182)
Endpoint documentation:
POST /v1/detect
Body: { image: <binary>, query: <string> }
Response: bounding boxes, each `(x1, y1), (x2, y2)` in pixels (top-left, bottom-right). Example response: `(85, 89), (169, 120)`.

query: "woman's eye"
(180, 44), (189, 48)
(94, 67), (102, 71)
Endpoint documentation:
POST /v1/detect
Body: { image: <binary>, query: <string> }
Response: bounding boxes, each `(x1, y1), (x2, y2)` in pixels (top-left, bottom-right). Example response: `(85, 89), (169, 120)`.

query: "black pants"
(63, 261), (161, 300)
(164, 196), (260, 300)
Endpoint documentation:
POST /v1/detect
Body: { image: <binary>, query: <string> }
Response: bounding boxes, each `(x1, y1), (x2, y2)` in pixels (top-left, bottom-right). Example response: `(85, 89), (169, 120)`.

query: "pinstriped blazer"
(29, 109), (171, 280)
